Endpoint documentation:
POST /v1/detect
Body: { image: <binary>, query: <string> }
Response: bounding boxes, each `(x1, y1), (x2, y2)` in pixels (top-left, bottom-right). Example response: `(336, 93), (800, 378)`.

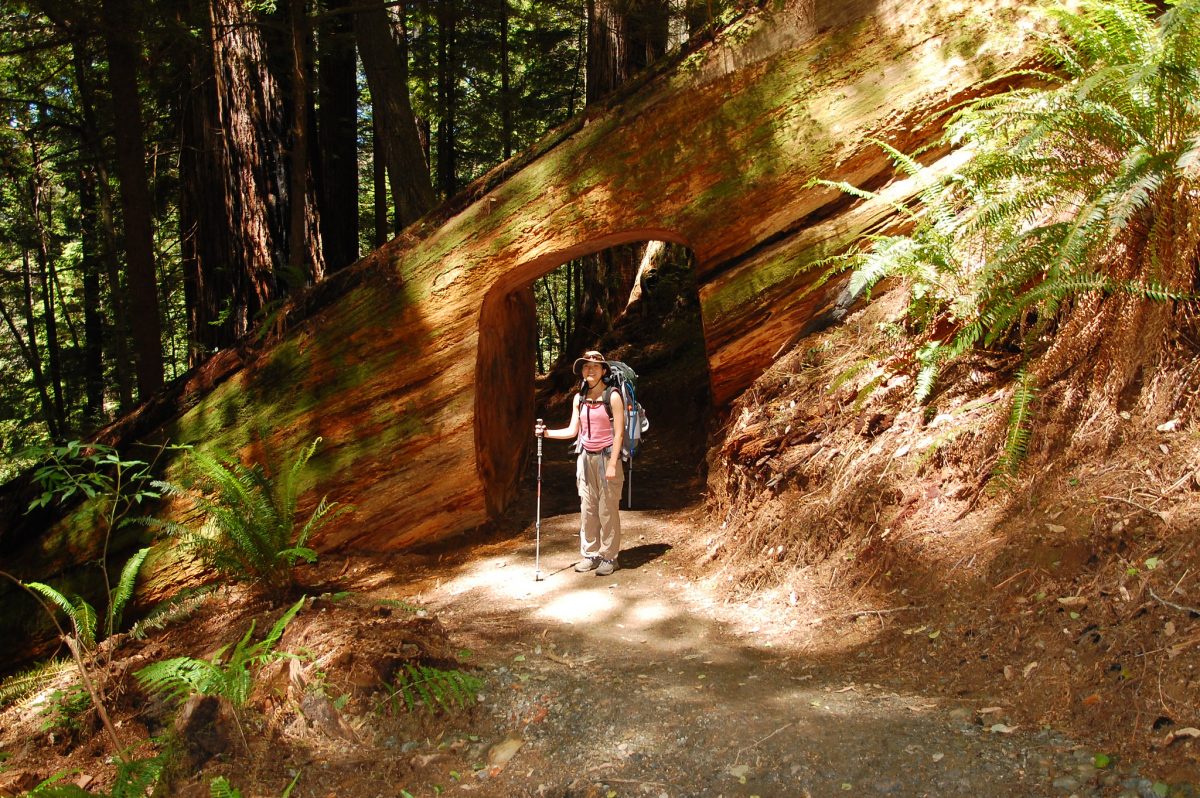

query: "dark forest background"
(0, 0), (737, 479)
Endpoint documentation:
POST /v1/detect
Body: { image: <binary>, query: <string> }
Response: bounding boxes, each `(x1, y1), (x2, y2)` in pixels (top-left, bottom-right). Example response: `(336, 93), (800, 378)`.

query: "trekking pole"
(535, 420), (543, 582)
(627, 458), (633, 509)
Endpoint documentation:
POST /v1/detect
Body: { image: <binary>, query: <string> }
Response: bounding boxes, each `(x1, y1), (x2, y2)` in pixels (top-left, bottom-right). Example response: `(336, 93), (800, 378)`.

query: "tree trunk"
(71, 40), (134, 411)
(435, 0), (457, 197)
(100, 0), (164, 399)
(499, 0), (512, 160)
(78, 165), (106, 426)
(562, 246), (639, 359)
(178, 0), (291, 358)
(585, 0), (623, 104)
(29, 139), (66, 428)
(316, 0), (360, 271)
(355, 0), (436, 229)
(15, 251), (60, 440)
(286, 0), (326, 289)
(586, 0), (668, 104)
(372, 114), (389, 247)
(624, 0), (668, 75)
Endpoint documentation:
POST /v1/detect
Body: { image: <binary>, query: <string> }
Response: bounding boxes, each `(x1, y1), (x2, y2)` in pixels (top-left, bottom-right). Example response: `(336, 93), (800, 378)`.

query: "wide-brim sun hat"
(572, 350), (611, 376)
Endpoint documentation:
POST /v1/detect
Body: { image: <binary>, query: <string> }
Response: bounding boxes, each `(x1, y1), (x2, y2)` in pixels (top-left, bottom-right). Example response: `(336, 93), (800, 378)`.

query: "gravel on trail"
(400, 509), (1167, 798)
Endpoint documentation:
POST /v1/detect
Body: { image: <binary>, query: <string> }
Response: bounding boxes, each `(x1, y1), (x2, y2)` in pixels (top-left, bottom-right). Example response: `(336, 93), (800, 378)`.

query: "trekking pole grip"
(536, 419), (543, 456)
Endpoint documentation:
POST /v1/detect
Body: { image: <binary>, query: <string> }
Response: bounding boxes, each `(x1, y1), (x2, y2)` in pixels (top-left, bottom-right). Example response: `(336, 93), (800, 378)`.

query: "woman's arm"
(606, 392), (624, 480)
(535, 394), (581, 441)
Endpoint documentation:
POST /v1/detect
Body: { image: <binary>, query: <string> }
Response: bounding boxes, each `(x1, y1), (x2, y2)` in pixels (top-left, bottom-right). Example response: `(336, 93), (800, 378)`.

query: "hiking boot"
(575, 557), (600, 572)
(596, 558), (617, 576)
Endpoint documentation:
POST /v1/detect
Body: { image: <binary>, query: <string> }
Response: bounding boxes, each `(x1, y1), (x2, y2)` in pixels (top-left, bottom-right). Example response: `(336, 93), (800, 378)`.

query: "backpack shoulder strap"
(601, 385), (615, 421)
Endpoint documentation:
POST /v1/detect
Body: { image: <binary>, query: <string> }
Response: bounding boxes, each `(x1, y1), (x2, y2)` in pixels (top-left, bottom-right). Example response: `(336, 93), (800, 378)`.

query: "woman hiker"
(534, 350), (625, 576)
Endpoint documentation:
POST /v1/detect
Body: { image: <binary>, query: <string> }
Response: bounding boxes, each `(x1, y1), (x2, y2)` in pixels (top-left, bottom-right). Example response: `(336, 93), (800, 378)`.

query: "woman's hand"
(534, 421), (547, 437)
(605, 461), (618, 481)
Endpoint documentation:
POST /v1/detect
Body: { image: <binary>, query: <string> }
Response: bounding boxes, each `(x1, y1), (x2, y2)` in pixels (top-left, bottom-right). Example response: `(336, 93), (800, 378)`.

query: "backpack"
(599, 360), (649, 462)
(574, 360), (649, 507)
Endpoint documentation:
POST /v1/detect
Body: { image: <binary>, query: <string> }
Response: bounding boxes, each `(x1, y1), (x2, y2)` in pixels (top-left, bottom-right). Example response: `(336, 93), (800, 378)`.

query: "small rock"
(1051, 775), (1079, 791)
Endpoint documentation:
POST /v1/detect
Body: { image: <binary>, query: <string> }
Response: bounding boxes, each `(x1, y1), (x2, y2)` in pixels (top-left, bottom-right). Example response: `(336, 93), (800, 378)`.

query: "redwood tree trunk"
(78, 165), (106, 426)
(100, 0), (164, 400)
(355, 1), (435, 229)
(499, 0), (512, 160)
(317, 0), (360, 271)
(286, 0), (326, 288)
(435, 0), (457, 198)
(71, 39), (134, 410)
(585, 0), (623, 103)
(178, 0), (293, 358)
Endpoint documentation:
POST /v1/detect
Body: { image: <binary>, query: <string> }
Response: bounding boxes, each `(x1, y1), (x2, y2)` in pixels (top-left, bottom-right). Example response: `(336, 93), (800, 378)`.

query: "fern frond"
(209, 776), (243, 798)
(24, 582), (96, 650)
(382, 664), (483, 716)
(136, 656), (220, 704)
(0, 658), (75, 708)
(994, 369), (1039, 479)
(109, 547), (151, 635)
(109, 752), (168, 798)
(262, 597), (307, 652)
(129, 585), (217, 640)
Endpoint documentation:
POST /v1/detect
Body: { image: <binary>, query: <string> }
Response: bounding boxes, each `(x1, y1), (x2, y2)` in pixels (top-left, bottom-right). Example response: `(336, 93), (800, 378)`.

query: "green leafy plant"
(154, 437), (348, 601)
(379, 664), (483, 716)
(23, 751), (167, 797)
(209, 776), (242, 798)
(815, 0), (1200, 474)
(26, 441), (167, 639)
(210, 771), (301, 798)
(39, 684), (91, 738)
(22, 581), (98, 651)
(136, 596), (306, 709)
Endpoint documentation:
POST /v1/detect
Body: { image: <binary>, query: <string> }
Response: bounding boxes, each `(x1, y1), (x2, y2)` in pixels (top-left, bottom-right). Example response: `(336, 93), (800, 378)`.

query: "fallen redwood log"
(0, 0), (1043, 639)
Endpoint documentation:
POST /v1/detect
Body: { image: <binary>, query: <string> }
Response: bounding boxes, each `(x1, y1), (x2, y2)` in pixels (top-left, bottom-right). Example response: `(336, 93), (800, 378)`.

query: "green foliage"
(994, 368), (1038, 480)
(38, 684), (90, 737)
(25, 752), (167, 797)
(209, 772), (301, 798)
(24, 581), (98, 651)
(153, 438), (348, 601)
(0, 658), (74, 709)
(209, 776), (242, 798)
(136, 597), (306, 709)
(129, 585), (218, 640)
(379, 664), (483, 716)
(817, 0), (1200, 471)
(26, 440), (165, 639)
(110, 547), (150, 635)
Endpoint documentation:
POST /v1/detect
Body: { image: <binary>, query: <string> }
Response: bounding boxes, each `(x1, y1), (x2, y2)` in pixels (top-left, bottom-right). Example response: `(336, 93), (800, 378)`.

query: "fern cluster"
(136, 596), (306, 709)
(379, 663), (482, 716)
(24, 751), (167, 797)
(22, 548), (149, 653)
(818, 0), (1200, 473)
(154, 438), (348, 601)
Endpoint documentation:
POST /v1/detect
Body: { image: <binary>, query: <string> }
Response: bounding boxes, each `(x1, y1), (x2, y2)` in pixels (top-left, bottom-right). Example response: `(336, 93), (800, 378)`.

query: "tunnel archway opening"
(475, 237), (712, 522)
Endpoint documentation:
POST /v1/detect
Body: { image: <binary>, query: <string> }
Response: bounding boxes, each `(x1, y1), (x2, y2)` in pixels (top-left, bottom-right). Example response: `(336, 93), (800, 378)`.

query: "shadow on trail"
(617, 542), (672, 569)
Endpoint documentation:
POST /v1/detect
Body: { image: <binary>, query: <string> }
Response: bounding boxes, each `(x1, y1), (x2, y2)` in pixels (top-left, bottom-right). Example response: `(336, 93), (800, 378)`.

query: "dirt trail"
(394, 503), (1148, 798)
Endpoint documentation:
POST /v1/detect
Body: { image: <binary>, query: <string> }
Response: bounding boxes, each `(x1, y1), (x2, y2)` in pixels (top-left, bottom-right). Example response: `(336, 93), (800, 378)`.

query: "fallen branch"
(735, 722), (794, 764)
(840, 605), (927, 619)
(1102, 494), (1167, 521)
(1148, 587), (1200, 617)
(993, 568), (1030, 590)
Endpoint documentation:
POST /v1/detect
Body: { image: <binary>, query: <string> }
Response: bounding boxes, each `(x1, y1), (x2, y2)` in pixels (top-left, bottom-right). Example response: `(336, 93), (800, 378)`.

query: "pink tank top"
(579, 397), (614, 452)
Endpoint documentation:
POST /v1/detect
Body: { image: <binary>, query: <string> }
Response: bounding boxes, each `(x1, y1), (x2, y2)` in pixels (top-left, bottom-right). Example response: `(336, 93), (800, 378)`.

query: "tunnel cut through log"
(474, 230), (693, 517)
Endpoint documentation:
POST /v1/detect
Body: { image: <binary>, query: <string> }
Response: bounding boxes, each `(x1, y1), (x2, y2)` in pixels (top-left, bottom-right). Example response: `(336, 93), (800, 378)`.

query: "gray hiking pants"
(577, 449), (623, 562)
